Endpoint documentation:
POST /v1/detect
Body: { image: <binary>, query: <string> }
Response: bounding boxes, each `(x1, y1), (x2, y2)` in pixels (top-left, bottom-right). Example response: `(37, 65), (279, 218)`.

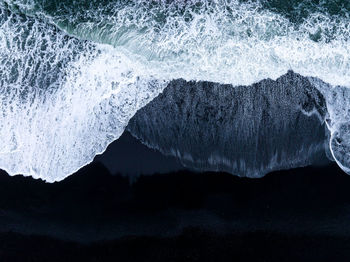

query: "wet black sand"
(0, 133), (349, 261)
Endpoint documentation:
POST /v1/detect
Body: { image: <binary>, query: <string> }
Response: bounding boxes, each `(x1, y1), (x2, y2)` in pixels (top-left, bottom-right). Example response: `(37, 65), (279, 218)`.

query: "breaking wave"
(1, 0), (350, 181)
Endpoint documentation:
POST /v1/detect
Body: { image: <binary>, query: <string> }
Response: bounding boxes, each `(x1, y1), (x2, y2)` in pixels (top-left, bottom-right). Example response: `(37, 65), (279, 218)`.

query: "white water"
(1, 0), (350, 181)
(0, 7), (167, 181)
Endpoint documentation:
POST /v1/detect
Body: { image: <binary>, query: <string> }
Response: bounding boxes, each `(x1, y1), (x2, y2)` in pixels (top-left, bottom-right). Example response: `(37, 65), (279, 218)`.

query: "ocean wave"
(2, 0), (350, 86)
(0, 0), (350, 181)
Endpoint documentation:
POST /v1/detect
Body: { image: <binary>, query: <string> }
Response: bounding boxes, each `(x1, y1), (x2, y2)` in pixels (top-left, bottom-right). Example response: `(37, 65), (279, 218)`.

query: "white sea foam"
(0, 6), (166, 181)
(1, 0), (350, 180)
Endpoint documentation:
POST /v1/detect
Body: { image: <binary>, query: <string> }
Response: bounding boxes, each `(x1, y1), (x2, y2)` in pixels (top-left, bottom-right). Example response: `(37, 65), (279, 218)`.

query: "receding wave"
(0, 0), (350, 181)
(127, 72), (329, 178)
